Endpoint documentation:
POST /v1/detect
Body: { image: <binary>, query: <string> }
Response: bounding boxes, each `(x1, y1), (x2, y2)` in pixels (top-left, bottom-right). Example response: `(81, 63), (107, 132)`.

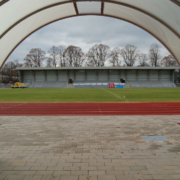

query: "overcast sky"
(7, 15), (170, 63)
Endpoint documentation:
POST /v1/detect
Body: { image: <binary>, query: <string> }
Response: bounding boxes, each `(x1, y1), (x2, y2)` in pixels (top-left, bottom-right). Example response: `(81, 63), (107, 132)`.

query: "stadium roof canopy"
(0, 0), (180, 69)
(16, 67), (179, 71)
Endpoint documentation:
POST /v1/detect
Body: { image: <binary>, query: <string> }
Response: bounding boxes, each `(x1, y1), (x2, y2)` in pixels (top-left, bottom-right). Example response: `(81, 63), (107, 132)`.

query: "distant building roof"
(16, 67), (179, 71)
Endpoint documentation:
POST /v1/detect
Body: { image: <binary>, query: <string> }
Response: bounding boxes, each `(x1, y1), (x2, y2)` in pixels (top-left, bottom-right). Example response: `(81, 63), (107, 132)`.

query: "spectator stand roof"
(0, 0), (180, 69)
(16, 67), (179, 71)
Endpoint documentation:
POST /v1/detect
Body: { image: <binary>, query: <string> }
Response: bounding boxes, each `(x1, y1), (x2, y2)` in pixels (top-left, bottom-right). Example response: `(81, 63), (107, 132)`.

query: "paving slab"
(0, 115), (180, 180)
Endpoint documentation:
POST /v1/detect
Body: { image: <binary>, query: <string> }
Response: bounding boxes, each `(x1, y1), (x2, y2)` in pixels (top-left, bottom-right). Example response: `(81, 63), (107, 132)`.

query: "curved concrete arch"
(0, 0), (179, 69)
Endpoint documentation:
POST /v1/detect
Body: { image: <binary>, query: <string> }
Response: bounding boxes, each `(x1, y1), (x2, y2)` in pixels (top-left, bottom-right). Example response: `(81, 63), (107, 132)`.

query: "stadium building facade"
(16, 67), (177, 88)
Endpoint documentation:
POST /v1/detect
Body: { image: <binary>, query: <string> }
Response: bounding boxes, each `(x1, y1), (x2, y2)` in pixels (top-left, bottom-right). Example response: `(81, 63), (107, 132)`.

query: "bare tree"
(57, 45), (66, 67)
(24, 48), (46, 67)
(23, 57), (33, 67)
(160, 55), (179, 67)
(64, 45), (84, 67)
(46, 57), (53, 67)
(87, 44), (110, 67)
(48, 46), (59, 67)
(1, 61), (20, 83)
(14, 59), (23, 67)
(120, 44), (139, 66)
(149, 44), (161, 67)
(139, 53), (148, 66)
(63, 46), (74, 67)
(109, 47), (121, 67)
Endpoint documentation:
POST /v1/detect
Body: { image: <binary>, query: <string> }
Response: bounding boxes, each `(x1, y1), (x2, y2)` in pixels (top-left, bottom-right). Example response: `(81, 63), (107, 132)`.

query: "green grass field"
(0, 88), (180, 103)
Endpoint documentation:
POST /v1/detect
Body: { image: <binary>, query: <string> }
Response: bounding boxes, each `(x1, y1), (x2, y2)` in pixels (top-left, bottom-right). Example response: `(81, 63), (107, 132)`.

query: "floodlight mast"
(0, 0), (179, 69)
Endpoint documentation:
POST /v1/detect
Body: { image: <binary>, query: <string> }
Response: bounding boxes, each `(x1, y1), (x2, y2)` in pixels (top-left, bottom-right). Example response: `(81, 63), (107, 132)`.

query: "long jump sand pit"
(0, 115), (180, 180)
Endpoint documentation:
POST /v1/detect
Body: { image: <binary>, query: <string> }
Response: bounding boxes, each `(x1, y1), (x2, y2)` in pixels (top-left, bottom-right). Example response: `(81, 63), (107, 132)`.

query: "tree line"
(1, 43), (179, 71)
(1, 43), (179, 84)
(23, 43), (179, 68)
(0, 60), (21, 84)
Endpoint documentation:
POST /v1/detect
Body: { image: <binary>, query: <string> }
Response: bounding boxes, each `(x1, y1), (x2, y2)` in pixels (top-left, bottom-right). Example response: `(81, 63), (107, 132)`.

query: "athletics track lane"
(0, 102), (180, 115)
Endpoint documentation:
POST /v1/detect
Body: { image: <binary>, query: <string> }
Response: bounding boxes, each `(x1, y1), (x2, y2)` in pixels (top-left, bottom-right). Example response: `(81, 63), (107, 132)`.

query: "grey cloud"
(7, 16), (170, 63)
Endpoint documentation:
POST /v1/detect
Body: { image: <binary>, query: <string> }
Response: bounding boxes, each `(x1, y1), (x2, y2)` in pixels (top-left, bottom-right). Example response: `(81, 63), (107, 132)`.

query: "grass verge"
(0, 88), (180, 103)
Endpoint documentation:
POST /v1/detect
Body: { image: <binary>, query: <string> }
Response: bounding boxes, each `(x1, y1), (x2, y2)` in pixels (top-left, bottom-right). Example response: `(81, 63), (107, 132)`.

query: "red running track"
(0, 102), (180, 116)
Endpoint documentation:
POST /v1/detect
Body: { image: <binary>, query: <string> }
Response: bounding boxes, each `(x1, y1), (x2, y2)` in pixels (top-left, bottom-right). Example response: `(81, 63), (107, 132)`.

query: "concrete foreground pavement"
(0, 115), (180, 180)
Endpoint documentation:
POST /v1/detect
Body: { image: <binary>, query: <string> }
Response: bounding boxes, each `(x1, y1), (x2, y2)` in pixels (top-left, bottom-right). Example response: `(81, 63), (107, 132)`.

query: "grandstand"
(16, 67), (178, 88)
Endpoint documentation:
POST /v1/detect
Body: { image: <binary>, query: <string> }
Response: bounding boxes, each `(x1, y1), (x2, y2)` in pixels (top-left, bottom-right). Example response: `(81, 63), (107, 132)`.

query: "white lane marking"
(102, 88), (122, 100)
(0, 103), (26, 110)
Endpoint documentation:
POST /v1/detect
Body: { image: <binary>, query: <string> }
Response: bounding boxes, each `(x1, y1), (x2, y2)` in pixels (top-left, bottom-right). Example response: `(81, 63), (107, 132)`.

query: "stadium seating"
(42, 82), (56, 88)
(55, 82), (67, 88)
(170, 82), (176, 87)
(32, 82), (44, 88)
(129, 82), (140, 88)
(30, 81), (67, 88)
(0, 84), (11, 88)
(128, 81), (176, 88)
(21, 80), (177, 88)
(138, 82), (151, 88)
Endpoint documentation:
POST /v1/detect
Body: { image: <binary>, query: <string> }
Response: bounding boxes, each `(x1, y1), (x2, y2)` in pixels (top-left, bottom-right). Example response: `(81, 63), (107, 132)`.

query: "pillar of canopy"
(0, 0), (179, 69)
